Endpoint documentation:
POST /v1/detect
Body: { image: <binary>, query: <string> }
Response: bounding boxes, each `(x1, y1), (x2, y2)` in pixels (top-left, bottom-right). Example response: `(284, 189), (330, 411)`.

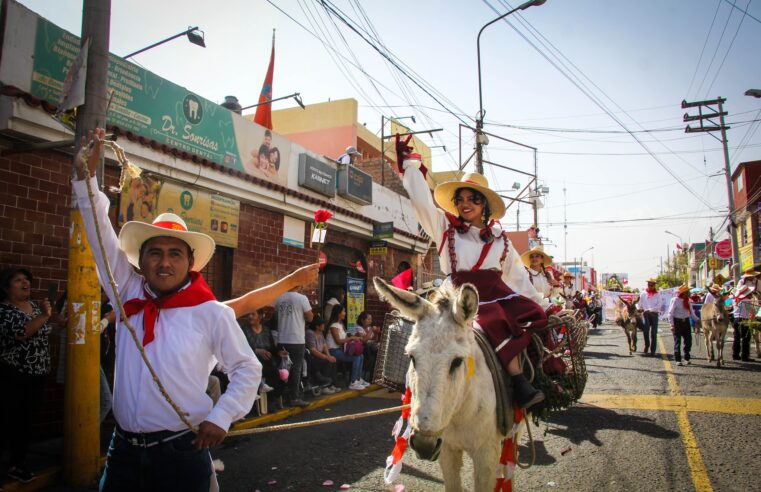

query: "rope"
(228, 404), (410, 436)
(76, 140), (197, 433)
(514, 416), (535, 470)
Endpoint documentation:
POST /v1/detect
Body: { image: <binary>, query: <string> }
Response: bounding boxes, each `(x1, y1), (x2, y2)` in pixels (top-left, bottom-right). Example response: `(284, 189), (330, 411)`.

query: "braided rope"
(228, 404), (410, 436)
(77, 140), (197, 433)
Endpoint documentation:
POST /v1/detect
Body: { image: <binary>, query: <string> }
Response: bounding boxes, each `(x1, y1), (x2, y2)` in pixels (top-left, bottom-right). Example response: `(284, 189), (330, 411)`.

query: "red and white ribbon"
(494, 407), (524, 492)
(384, 386), (413, 485)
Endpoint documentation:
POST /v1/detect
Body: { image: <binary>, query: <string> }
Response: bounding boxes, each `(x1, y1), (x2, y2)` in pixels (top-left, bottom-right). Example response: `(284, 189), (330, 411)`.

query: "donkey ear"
(373, 276), (432, 321)
(452, 283), (479, 326)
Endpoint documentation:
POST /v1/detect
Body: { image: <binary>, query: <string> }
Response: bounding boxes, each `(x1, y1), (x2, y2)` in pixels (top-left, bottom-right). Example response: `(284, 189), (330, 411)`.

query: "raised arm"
(401, 161), (445, 243)
(225, 264), (319, 318)
(72, 129), (143, 303)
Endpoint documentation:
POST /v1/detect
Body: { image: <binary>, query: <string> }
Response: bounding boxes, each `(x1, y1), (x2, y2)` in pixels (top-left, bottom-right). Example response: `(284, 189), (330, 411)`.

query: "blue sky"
(18, 0), (761, 287)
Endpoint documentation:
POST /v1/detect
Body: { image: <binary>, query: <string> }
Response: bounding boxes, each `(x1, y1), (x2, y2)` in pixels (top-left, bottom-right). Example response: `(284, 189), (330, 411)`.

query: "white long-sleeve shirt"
(667, 296), (699, 325)
(638, 291), (662, 313)
(74, 176), (261, 433)
(402, 162), (546, 308)
(526, 268), (552, 298)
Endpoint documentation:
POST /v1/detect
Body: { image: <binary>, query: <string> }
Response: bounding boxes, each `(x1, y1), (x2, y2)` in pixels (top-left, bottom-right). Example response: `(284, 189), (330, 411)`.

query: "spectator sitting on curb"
(306, 316), (340, 395)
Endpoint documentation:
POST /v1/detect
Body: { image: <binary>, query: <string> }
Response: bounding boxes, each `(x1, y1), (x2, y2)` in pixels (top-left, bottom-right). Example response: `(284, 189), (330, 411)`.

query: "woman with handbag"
(325, 305), (367, 391)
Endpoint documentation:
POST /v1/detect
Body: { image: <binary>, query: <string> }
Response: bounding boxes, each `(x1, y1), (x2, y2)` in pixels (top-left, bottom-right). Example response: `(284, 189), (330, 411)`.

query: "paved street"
(211, 321), (761, 492)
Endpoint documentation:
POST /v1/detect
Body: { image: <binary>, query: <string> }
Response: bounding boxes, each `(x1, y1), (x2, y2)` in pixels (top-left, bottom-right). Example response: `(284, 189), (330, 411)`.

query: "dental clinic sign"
(0, 1), (289, 185)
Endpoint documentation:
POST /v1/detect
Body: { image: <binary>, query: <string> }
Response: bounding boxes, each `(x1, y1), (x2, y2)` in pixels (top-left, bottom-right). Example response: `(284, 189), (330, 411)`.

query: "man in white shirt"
(668, 284), (700, 366)
(638, 278), (662, 356)
(75, 129), (260, 491)
(732, 268), (759, 361)
(336, 145), (362, 165)
(275, 287), (314, 407)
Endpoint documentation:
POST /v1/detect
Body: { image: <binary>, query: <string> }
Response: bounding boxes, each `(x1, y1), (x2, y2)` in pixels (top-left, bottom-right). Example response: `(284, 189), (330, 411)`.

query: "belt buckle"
(128, 434), (148, 447)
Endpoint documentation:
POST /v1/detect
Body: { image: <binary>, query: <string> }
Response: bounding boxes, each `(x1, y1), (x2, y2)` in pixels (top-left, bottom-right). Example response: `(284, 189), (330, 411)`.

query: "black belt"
(115, 425), (192, 448)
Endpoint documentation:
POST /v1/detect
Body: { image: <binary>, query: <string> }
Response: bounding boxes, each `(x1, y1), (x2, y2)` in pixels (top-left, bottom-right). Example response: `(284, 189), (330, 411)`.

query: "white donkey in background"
(701, 293), (730, 367)
(374, 277), (512, 492)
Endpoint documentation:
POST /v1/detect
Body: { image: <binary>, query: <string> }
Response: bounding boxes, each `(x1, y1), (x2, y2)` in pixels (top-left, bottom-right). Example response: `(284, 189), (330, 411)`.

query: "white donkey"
(701, 294), (730, 367)
(374, 277), (510, 492)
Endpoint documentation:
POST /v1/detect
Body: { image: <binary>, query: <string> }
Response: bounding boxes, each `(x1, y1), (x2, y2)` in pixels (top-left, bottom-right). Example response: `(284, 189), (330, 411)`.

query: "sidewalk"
(1, 385), (380, 492)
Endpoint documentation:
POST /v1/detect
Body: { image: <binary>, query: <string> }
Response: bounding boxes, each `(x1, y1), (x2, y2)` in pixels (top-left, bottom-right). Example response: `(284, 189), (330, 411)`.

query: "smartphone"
(47, 282), (57, 305)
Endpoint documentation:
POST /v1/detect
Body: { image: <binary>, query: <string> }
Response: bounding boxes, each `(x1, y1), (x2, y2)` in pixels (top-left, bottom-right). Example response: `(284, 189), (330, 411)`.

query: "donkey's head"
(711, 293), (728, 323)
(374, 277), (479, 460)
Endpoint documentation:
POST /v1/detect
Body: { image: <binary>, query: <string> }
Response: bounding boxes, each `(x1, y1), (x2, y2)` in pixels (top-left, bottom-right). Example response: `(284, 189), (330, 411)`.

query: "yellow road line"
(659, 334), (713, 492)
(580, 394), (761, 415)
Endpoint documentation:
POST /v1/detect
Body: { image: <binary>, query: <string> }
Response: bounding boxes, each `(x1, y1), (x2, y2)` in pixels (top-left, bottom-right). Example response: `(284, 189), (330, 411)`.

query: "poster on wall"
(346, 277), (365, 331)
(1, 4), (290, 186)
(118, 175), (240, 248)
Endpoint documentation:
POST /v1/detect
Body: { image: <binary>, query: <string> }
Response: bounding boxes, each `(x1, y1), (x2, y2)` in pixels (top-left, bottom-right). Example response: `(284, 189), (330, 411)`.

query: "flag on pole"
(56, 37), (90, 116)
(254, 30), (275, 130)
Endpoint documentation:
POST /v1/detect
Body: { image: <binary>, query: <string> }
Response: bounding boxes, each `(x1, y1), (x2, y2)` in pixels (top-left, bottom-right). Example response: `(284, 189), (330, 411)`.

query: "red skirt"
(450, 270), (547, 369)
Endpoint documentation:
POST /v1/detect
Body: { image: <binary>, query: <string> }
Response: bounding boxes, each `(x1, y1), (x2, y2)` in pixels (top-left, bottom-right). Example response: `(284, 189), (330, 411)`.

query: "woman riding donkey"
(396, 135), (555, 410)
(521, 245), (560, 303)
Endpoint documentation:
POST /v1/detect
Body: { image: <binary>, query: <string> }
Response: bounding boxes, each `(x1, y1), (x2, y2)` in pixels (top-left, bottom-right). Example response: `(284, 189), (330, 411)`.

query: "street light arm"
(124, 27), (202, 59)
(476, 0), (546, 120)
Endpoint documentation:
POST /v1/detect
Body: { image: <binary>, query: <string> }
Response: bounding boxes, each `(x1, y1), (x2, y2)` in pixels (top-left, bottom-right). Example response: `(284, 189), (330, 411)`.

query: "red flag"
(254, 31), (275, 129)
(391, 268), (413, 291)
(676, 243), (682, 250)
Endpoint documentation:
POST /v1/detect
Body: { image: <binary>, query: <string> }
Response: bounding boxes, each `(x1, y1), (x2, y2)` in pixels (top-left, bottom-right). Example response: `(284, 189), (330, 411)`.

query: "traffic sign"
(708, 257), (720, 270)
(715, 239), (732, 259)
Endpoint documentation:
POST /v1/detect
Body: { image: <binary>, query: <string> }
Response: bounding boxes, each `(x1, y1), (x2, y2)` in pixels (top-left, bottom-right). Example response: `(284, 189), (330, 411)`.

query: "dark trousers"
(0, 364), (46, 468)
(673, 318), (692, 362)
(642, 312), (659, 354)
(280, 343), (305, 402)
(733, 320), (752, 360)
(99, 430), (211, 492)
(309, 356), (337, 386)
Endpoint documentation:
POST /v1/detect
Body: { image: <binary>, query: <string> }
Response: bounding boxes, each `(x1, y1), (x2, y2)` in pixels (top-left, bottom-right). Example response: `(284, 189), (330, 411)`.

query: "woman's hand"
(39, 299), (52, 319)
(255, 348), (272, 361)
(75, 128), (106, 179)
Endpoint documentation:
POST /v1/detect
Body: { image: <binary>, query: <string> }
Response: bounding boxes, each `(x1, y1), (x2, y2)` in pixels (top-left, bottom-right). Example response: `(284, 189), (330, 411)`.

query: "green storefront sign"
(26, 14), (291, 185)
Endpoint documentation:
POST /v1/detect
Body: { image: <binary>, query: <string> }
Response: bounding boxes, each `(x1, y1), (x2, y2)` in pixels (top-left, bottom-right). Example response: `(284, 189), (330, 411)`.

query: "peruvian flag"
(254, 30), (275, 129)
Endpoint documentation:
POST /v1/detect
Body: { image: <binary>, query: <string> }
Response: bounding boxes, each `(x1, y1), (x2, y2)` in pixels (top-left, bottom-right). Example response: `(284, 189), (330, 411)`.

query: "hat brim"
(433, 181), (506, 220)
(119, 221), (215, 272)
(742, 271), (760, 277)
(520, 249), (552, 268)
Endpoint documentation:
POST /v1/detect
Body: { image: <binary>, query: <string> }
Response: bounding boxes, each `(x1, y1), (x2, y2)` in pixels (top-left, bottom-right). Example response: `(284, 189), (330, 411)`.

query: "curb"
(230, 384), (380, 432)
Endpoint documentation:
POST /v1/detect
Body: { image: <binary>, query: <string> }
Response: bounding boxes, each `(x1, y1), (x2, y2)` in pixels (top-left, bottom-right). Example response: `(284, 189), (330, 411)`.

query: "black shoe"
(732, 355), (741, 360)
(741, 357), (754, 362)
(511, 374), (545, 410)
(289, 399), (310, 408)
(8, 466), (36, 484)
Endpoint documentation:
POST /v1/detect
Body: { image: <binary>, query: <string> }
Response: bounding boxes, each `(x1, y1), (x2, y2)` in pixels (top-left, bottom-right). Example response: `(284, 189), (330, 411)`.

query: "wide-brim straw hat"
(521, 246), (552, 268)
(646, 278), (657, 284)
(677, 284), (690, 296)
(562, 272), (573, 278)
(741, 268), (760, 278)
(119, 213), (215, 271)
(712, 274), (728, 285)
(433, 172), (506, 220)
(415, 278), (443, 296)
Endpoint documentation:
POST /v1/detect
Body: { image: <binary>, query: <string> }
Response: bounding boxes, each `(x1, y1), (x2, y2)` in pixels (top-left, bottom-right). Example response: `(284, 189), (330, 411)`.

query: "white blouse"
(526, 268), (552, 298)
(402, 162), (547, 308)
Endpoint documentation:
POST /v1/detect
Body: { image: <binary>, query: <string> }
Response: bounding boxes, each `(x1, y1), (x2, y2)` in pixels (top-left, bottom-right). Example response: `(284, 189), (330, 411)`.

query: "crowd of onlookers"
(237, 286), (381, 413)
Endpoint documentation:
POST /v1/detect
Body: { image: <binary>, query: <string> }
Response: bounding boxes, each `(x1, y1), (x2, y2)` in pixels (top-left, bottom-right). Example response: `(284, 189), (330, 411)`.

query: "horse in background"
(373, 277), (511, 492)
(615, 296), (642, 355)
(701, 293), (730, 367)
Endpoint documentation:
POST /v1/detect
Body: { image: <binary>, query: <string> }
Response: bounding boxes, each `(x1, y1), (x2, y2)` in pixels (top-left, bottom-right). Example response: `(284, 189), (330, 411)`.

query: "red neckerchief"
(646, 287), (657, 297)
(679, 293), (690, 310)
(123, 271), (216, 346)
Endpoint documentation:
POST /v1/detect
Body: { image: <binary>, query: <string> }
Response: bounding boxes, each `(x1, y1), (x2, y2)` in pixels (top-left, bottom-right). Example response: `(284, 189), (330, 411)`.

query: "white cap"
(345, 146), (361, 157)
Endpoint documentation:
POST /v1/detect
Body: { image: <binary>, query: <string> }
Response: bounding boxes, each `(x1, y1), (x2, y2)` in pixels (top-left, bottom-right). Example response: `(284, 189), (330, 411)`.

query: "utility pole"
(683, 97), (740, 284)
(64, 0), (111, 485)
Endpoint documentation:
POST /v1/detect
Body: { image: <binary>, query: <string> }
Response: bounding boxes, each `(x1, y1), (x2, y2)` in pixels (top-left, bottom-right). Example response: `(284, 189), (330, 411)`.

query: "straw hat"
(677, 284), (690, 296)
(415, 278), (443, 296)
(119, 213), (215, 271)
(562, 272), (573, 279)
(433, 172), (506, 220)
(712, 273), (728, 285)
(646, 278), (657, 284)
(521, 245), (552, 268)
(741, 268), (760, 278)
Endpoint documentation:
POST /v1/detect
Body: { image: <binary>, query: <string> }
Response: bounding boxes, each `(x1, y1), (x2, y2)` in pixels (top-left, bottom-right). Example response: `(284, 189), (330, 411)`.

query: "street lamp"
(124, 26), (205, 59)
(664, 230), (685, 249)
(578, 246), (594, 289)
(241, 92), (305, 111)
(745, 89), (761, 98)
(475, 0), (546, 173)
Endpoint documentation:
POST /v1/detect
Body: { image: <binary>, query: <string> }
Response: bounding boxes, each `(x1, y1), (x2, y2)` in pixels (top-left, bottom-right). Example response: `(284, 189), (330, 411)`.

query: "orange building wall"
(280, 125), (356, 160)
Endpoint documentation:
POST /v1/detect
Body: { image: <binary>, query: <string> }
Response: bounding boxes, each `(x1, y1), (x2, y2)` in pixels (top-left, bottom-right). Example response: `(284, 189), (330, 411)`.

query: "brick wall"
(0, 148), (121, 437)
(356, 157), (408, 198)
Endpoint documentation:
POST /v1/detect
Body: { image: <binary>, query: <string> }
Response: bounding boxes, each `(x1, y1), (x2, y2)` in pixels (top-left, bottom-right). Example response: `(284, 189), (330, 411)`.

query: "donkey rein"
(78, 142), (198, 433)
(228, 404), (410, 437)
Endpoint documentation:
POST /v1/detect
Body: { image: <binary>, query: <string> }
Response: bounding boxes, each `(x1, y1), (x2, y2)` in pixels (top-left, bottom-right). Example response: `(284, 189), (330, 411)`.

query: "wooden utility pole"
(64, 0), (111, 485)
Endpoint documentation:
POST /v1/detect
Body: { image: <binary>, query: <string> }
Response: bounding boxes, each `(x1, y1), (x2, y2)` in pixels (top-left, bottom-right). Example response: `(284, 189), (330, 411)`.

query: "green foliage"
(655, 250), (689, 288)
